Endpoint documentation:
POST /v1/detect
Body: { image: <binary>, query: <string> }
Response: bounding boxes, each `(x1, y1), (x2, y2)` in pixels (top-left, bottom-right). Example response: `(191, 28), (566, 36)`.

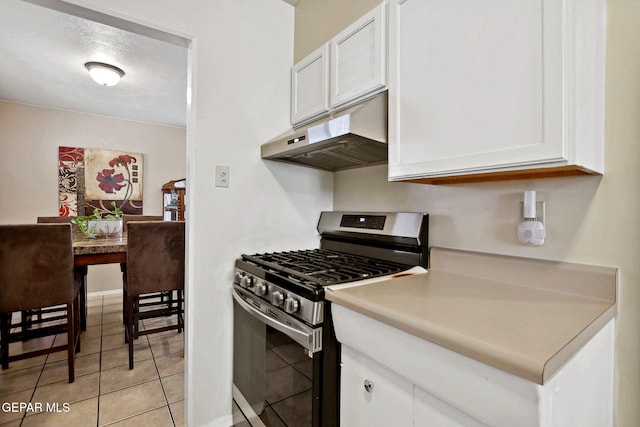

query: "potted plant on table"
(72, 201), (123, 238)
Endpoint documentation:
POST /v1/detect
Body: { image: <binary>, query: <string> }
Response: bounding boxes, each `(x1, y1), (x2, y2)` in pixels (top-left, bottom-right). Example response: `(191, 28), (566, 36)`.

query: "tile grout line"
(2, 295), (183, 427)
(9, 299), (95, 426)
(98, 298), (176, 426)
(99, 407), (172, 427)
(19, 309), (63, 427)
(96, 295), (103, 427)
(149, 342), (176, 427)
(19, 361), (45, 427)
(146, 317), (181, 426)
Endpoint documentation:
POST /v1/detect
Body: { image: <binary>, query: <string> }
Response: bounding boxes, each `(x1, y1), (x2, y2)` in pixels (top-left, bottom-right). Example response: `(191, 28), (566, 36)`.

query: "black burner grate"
(243, 249), (409, 287)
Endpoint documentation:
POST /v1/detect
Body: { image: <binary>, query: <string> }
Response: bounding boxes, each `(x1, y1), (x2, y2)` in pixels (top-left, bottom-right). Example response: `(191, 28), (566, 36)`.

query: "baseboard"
(232, 384), (266, 427)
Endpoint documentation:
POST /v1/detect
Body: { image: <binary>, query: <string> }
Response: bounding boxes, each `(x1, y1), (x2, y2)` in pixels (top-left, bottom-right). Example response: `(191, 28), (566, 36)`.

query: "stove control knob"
(284, 297), (299, 314)
(254, 282), (267, 296)
(271, 291), (284, 307)
(233, 272), (243, 285)
(240, 275), (253, 289)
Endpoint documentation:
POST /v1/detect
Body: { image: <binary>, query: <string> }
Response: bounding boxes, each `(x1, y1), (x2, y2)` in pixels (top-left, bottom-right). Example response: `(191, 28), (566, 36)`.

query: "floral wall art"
(58, 146), (143, 216)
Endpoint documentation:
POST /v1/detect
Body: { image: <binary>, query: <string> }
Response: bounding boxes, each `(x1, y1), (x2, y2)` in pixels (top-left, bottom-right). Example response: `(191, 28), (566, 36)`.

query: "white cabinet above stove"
(328, 1), (387, 110)
(387, 0), (606, 184)
(291, 1), (388, 127)
(291, 43), (329, 126)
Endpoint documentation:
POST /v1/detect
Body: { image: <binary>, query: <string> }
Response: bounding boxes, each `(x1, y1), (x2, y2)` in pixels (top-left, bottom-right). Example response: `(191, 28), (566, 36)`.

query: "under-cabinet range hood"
(261, 92), (388, 172)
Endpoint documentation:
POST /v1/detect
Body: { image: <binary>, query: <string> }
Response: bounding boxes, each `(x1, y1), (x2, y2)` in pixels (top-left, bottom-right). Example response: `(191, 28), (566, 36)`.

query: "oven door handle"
(232, 289), (321, 353)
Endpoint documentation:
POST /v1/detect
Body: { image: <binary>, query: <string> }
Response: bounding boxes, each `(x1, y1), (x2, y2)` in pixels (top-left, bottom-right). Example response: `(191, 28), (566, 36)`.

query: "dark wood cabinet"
(162, 179), (186, 221)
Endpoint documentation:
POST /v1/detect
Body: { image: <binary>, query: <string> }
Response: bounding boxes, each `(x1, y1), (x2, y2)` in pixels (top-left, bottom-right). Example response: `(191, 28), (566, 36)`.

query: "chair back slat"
(122, 215), (163, 227)
(126, 221), (185, 295)
(0, 224), (74, 312)
(37, 216), (75, 223)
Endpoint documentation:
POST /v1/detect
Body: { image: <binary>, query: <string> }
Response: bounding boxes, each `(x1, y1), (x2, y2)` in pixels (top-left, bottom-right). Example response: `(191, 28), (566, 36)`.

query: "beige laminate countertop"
(326, 248), (617, 385)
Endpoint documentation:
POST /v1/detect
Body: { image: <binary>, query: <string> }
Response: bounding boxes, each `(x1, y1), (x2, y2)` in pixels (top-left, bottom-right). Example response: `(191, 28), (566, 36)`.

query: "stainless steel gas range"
(232, 212), (429, 427)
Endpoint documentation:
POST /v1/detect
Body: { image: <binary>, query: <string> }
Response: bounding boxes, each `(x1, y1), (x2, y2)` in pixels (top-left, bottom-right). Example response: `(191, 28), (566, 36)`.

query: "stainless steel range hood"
(261, 92), (387, 172)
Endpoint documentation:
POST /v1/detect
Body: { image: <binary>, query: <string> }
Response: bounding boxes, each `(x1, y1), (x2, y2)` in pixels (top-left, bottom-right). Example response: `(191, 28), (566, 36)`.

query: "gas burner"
(243, 249), (410, 286)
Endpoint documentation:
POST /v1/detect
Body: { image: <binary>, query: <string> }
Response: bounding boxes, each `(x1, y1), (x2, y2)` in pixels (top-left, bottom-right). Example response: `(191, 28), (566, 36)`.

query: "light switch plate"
(215, 165), (229, 188)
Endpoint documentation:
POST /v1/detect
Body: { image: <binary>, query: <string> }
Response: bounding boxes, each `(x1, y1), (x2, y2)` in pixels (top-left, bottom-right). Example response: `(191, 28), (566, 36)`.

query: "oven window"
(234, 325), (313, 427)
(264, 326), (313, 425)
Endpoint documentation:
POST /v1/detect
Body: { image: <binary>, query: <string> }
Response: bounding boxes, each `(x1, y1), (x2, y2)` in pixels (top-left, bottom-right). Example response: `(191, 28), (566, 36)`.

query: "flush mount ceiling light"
(84, 62), (125, 87)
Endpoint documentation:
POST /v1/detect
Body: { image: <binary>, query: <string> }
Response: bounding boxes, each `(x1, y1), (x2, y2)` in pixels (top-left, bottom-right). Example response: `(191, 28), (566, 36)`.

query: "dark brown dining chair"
(123, 221), (185, 369)
(0, 224), (81, 382)
(31, 216), (77, 327)
(122, 214), (163, 227)
(120, 215), (164, 318)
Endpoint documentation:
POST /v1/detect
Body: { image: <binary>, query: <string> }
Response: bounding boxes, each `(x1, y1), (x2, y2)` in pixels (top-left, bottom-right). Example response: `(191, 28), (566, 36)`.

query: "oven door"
(232, 286), (322, 354)
(233, 297), (266, 419)
(233, 285), (323, 426)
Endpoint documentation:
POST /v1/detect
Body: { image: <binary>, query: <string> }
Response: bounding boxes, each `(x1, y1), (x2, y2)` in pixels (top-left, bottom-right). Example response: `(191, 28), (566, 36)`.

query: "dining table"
(73, 234), (127, 330)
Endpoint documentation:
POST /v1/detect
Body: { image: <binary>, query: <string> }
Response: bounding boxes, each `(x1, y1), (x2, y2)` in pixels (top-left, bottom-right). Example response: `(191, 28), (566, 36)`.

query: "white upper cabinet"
(329, 2), (387, 109)
(291, 1), (388, 126)
(387, 0), (606, 183)
(291, 43), (329, 125)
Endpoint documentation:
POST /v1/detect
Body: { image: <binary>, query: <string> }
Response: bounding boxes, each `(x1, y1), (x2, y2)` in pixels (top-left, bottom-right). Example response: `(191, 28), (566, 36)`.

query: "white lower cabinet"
(340, 346), (413, 427)
(341, 345), (485, 427)
(341, 344), (488, 427)
(334, 304), (614, 427)
(413, 386), (486, 427)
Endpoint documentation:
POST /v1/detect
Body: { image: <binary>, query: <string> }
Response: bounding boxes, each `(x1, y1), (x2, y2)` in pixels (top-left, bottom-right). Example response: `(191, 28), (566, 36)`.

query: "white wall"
(0, 100), (186, 292)
(293, 0), (381, 62)
(67, 0), (334, 425)
(334, 167), (608, 260)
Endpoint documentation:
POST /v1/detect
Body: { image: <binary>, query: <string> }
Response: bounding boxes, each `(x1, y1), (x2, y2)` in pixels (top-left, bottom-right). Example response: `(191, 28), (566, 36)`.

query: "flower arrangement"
(72, 201), (123, 238)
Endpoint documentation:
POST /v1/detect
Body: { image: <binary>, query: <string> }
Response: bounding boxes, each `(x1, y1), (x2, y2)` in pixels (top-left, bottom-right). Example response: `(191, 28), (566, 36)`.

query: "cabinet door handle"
(364, 379), (374, 393)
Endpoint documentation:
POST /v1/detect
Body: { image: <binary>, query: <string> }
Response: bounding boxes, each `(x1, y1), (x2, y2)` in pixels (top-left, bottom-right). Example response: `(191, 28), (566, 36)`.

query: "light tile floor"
(0, 293), (184, 427)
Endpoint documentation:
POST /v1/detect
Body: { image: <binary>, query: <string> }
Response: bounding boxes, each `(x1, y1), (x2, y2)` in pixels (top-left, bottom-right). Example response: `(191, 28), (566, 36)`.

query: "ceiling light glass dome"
(85, 62), (125, 86)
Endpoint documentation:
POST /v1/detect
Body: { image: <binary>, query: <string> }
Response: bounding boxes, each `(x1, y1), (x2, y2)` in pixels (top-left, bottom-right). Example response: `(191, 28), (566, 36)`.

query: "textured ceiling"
(0, 0), (188, 128)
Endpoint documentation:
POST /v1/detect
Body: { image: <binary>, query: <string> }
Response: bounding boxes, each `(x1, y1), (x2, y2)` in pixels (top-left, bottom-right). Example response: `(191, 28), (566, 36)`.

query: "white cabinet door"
(413, 386), (487, 427)
(291, 43), (329, 125)
(388, 0), (566, 180)
(329, 1), (387, 109)
(340, 346), (413, 427)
